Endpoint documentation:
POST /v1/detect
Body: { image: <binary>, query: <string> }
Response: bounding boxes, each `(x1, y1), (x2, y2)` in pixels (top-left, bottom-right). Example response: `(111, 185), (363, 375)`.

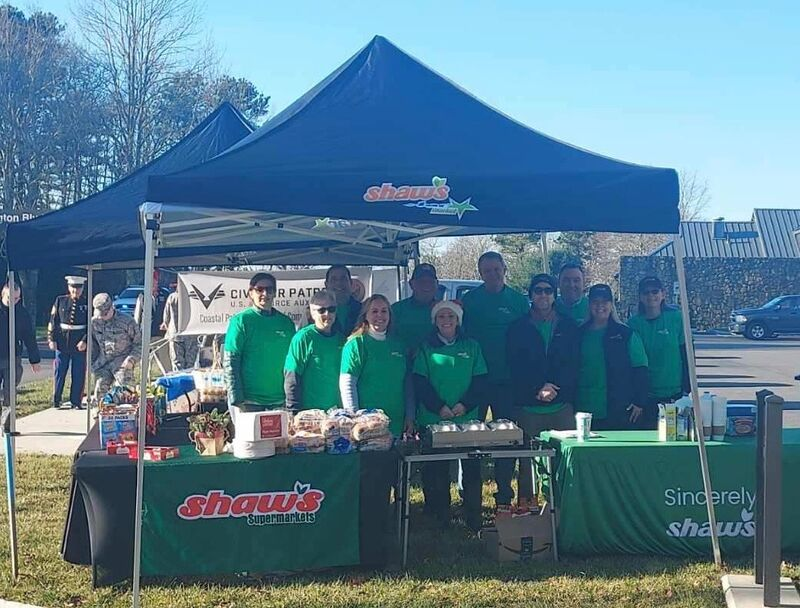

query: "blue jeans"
(53, 350), (86, 406)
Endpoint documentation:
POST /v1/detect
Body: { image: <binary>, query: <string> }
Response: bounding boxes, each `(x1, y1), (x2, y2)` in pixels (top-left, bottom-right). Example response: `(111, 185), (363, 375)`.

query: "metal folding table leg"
(395, 459), (404, 544)
(545, 454), (558, 562)
(401, 459), (413, 568)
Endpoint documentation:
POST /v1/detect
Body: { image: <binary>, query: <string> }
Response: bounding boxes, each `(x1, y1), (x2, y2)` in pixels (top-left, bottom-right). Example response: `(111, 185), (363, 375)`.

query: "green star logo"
(446, 197), (478, 219)
(313, 218), (334, 230)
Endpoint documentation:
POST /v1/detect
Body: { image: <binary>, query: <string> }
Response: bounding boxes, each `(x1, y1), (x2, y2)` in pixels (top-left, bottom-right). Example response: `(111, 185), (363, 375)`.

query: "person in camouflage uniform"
(90, 293), (142, 400)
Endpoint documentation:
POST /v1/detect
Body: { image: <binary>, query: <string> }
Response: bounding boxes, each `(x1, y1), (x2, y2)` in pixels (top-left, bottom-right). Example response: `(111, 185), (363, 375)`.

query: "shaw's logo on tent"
(663, 485), (756, 539)
(362, 176), (479, 221)
(189, 284), (225, 310)
(667, 508), (755, 539)
(176, 481), (325, 527)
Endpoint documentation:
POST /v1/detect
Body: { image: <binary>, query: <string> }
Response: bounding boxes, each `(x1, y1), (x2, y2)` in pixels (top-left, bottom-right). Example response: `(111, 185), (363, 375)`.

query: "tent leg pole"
(132, 215), (157, 608)
(541, 232), (550, 274)
(673, 235), (722, 567)
(5, 270), (19, 581)
(86, 269), (94, 433)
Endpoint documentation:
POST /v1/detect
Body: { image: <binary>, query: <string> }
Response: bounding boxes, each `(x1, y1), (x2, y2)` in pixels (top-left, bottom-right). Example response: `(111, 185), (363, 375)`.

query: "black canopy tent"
(3, 36), (720, 600)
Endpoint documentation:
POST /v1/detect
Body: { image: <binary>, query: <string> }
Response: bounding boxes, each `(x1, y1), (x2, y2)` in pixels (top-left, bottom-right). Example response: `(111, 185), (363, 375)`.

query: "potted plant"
(188, 408), (231, 456)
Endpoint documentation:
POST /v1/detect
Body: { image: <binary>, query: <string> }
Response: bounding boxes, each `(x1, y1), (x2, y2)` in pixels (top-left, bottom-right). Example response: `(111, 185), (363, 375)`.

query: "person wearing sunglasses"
(224, 273), (296, 413)
(626, 276), (690, 428)
(284, 289), (345, 412)
(576, 284), (649, 430)
(503, 273), (580, 509)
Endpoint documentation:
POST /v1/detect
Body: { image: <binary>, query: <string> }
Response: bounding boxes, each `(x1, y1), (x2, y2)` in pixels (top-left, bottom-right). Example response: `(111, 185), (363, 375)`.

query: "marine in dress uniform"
(47, 276), (88, 408)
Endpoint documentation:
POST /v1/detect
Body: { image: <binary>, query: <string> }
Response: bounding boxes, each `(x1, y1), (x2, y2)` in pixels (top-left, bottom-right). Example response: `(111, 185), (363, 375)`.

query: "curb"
(0, 600), (46, 608)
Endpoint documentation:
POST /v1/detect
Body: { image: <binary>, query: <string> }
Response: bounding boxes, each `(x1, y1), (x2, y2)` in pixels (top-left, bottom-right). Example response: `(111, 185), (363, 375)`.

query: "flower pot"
(190, 430), (227, 456)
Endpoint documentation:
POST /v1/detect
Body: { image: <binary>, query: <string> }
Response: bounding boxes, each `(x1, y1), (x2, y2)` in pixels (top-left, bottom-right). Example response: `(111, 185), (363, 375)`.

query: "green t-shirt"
(461, 285), (529, 382)
(413, 337), (487, 427)
(340, 334), (407, 435)
(628, 308), (685, 399)
(224, 307), (296, 406)
(556, 296), (590, 325)
(284, 325), (345, 410)
(391, 296), (435, 354)
(576, 327), (648, 420)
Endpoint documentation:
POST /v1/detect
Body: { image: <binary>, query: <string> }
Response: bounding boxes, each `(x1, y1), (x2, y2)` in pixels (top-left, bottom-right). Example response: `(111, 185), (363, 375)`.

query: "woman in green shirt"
(284, 289), (345, 412)
(576, 284), (649, 430)
(224, 273), (296, 414)
(627, 276), (690, 428)
(413, 300), (488, 530)
(339, 294), (411, 436)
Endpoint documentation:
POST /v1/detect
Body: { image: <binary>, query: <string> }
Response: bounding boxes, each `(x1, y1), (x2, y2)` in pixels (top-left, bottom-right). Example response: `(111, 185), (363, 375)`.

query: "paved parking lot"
(694, 334), (800, 427)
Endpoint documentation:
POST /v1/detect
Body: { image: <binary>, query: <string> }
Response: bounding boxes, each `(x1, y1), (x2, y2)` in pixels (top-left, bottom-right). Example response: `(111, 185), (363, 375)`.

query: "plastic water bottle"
(699, 392), (713, 440)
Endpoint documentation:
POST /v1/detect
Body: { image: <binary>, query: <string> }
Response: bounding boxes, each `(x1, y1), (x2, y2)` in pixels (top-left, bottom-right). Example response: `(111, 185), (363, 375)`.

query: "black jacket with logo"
(577, 319), (649, 430)
(507, 313), (580, 409)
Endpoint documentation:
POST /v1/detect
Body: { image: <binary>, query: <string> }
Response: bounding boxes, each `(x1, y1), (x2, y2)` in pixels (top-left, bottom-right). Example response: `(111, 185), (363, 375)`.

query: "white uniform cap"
(65, 275), (86, 286)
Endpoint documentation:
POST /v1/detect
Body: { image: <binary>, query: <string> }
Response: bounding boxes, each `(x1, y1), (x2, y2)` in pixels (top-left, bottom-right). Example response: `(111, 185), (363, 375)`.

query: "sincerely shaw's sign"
(663, 485), (756, 539)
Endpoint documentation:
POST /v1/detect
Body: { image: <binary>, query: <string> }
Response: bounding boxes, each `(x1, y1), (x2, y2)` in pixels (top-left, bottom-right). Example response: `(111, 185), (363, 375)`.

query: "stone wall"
(619, 257), (800, 330)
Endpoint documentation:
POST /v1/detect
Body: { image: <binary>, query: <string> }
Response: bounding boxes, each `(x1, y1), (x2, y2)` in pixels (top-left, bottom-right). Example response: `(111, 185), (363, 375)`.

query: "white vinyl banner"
(176, 268), (392, 336)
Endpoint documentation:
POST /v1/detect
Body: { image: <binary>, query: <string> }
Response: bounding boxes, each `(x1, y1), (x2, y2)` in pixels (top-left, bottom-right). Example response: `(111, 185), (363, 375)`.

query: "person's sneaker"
(495, 503), (513, 519)
(72, 402), (86, 410)
(794, 374), (800, 381)
(61, 401), (73, 408)
(52, 402), (60, 409)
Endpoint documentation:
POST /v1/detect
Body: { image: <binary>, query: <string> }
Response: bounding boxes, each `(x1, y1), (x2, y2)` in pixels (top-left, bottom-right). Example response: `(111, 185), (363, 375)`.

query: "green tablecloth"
(541, 430), (800, 557)
(141, 447), (360, 576)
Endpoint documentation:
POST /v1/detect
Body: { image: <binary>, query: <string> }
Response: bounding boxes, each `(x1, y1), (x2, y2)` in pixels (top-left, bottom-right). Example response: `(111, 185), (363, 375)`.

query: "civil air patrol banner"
(176, 268), (381, 335)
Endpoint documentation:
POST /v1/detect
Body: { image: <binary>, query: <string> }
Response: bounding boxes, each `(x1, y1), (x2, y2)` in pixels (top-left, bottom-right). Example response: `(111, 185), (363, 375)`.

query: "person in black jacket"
(576, 284), (649, 431)
(503, 273), (580, 508)
(0, 283), (41, 411)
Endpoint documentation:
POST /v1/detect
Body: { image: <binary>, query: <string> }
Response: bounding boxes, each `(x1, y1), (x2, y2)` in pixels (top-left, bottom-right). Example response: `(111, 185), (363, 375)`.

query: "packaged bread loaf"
(290, 430), (325, 453)
(352, 409), (390, 441)
(356, 434), (393, 452)
(292, 409), (326, 434)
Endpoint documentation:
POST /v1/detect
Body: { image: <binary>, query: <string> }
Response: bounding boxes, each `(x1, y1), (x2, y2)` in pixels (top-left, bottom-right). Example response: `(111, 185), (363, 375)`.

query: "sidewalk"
(1, 406), (89, 456)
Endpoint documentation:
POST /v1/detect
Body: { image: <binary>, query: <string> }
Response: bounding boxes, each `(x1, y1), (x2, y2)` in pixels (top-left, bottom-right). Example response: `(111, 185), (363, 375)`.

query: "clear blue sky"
(39, 0), (799, 220)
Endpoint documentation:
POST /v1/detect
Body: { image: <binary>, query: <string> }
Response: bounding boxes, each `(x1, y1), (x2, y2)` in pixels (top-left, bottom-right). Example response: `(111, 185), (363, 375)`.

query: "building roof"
(650, 208), (800, 258)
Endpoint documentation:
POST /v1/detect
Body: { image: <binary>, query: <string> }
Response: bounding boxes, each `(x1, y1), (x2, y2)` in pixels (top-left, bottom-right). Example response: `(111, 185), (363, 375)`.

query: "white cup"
(575, 412), (592, 442)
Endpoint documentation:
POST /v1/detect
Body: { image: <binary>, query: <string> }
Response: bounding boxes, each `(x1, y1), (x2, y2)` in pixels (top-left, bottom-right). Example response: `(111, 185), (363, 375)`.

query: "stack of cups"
(575, 412), (592, 442)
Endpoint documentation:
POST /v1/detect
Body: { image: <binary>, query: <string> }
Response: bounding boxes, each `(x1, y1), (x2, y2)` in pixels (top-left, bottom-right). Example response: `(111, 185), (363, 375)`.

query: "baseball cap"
(528, 273), (557, 295)
(588, 284), (614, 302)
(638, 276), (664, 293)
(92, 293), (113, 313)
(411, 263), (438, 280)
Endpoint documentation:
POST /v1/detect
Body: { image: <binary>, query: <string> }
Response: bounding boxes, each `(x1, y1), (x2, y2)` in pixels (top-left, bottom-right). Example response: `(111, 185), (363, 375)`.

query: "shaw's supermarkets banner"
(176, 269), (384, 335)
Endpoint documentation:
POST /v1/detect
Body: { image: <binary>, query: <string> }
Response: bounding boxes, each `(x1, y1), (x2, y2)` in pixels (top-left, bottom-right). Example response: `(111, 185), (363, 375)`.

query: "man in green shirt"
(391, 263), (440, 356)
(325, 265), (362, 336)
(224, 273), (296, 412)
(555, 263), (589, 325)
(284, 289), (344, 411)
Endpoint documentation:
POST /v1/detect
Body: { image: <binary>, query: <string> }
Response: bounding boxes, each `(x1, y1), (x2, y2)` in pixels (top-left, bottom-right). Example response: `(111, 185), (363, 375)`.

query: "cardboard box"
(726, 405), (756, 436)
(658, 404), (678, 442)
(99, 406), (138, 448)
(482, 504), (554, 562)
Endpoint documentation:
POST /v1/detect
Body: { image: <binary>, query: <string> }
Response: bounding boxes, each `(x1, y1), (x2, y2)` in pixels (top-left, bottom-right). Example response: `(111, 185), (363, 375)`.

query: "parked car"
(437, 279), (482, 301)
(113, 286), (171, 315)
(729, 295), (800, 339)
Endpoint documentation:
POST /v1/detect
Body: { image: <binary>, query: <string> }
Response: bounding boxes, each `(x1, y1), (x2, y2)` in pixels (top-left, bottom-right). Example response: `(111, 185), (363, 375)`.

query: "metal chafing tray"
(426, 419), (523, 449)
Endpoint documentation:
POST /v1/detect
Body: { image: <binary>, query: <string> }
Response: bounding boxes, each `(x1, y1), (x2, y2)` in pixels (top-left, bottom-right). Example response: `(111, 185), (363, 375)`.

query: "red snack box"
(127, 445), (180, 461)
(106, 440), (131, 456)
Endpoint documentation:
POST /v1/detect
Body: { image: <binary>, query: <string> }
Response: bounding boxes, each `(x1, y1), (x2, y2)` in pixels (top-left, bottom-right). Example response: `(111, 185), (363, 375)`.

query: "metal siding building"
(652, 209), (800, 258)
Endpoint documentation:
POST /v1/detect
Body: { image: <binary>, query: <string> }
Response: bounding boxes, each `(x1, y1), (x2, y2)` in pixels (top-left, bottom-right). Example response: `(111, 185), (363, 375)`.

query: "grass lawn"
(0, 455), (795, 607)
(15, 379), (55, 418)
